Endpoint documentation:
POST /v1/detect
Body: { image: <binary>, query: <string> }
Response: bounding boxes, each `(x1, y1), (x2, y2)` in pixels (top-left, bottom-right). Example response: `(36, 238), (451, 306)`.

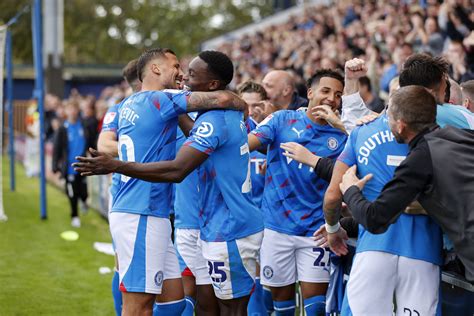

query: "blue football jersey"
(66, 120), (86, 175)
(174, 125), (200, 229)
(112, 90), (190, 217)
(252, 110), (347, 236)
(338, 114), (443, 265)
(101, 104), (120, 199)
(185, 110), (264, 242)
(437, 103), (474, 129)
(246, 118), (266, 208)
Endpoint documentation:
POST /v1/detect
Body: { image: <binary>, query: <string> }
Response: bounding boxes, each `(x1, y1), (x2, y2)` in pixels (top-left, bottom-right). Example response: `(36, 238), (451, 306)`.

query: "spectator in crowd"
(24, 102), (40, 178)
(80, 96), (99, 150)
(261, 70), (308, 110)
(449, 78), (463, 105)
(358, 76), (384, 113)
(461, 80), (474, 112)
(52, 99), (90, 228)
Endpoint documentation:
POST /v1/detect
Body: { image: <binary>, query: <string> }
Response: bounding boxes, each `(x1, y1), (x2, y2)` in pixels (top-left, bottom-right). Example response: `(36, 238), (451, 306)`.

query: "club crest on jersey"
(103, 112), (117, 125)
(196, 122), (214, 137)
(327, 137), (339, 150)
(263, 266), (274, 279)
(154, 271), (164, 287)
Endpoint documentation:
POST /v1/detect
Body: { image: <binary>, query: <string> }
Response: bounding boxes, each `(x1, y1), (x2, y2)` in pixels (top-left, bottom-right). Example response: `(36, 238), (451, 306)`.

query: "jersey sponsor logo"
(292, 127), (304, 138)
(103, 112), (117, 125)
(263, 265), (274, 279)
(195, 122), (214, 137)
(327, 137), (339, 150)
(386, 155), (406, 166)
(154, 270), (164, 287)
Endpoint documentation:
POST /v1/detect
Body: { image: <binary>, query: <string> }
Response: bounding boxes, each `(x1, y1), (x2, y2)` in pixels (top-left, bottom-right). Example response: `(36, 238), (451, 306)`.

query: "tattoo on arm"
(187, 91), (246, 112)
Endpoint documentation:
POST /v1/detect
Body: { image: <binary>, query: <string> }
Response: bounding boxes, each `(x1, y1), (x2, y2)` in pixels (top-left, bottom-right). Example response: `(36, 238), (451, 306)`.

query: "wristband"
(325, 222), (340, 234)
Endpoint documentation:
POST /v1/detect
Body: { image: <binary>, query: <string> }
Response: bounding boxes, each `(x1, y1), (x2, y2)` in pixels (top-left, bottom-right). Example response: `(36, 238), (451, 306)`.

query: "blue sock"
(183, 296), (196, 316)
(304, 295), (326, 316)
(111, 270), (122, 316)
(248, 278), (267, 315)
(153, 299), (186, 316)
(263, 287), (274, 314)
(273, 299), (295, 316)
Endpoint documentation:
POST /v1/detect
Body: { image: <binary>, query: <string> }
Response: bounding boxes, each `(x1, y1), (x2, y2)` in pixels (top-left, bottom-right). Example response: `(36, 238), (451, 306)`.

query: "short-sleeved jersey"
(252, 110), (347, 236)
(185, 110), (264, 242)
(338, 114), (443, 265)
(101, 104), (120, 199)
(174, 123), (200, 229)
(246, 118), (266, 208)
(112, 90), (190, 217)
(437, 103), (474, 129)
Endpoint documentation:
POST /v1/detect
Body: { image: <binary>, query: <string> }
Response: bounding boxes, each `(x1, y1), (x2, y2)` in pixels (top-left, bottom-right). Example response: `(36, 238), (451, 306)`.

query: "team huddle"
(73, 48), (474, 316)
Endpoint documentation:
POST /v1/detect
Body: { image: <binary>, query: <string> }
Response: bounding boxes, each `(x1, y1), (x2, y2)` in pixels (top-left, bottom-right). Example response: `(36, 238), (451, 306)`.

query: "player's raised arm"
(73, 146), (208, 183)
(186, 90), (247, 112)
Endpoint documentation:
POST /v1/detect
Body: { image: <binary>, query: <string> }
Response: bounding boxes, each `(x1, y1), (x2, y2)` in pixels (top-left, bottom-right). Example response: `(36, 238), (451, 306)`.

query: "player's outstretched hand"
(356, 112), (379, 125)
(339, 165), (373, 194)
(312, 105), (346, 134)
(280, 142), (319, 167)
(72, 148), (118, 176)
(328, 226), (349, 256)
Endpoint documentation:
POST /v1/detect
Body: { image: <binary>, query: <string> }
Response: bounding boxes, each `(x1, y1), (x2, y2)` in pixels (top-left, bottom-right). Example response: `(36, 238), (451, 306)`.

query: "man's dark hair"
(358, 76), (371, 92)
(237, 81), (268, 100)
(390, 85), (437, 133)
(306, 69), (344, 89)
(137, 47), (176, 82)
(399, 54), (449, 90)
(122, 59), (139, 86)
(198, 50), (234, 86)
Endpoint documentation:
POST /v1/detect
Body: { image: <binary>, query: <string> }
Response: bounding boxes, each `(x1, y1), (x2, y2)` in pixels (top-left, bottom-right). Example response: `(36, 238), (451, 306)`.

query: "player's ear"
(151, 63), (161, 76)
(307, 87), (313, 100)
(208, 80), (220, 91)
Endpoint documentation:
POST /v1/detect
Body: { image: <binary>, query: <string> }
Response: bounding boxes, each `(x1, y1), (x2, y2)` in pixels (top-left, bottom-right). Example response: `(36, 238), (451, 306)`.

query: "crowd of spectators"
(215, 0), (473, 100)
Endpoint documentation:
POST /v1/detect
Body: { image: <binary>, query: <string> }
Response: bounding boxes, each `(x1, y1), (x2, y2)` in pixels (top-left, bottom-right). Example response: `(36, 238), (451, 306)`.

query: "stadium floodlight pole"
(6, 30), (15, 192)
(32, 0), (47, 220)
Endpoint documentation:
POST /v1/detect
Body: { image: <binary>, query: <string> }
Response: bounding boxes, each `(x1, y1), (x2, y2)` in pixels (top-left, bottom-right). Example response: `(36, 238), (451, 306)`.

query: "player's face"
(308, 77), (343, 111)
(241, 92), (265, 119)
(158, 53), (184, 89)
(183, 57), (216, 92)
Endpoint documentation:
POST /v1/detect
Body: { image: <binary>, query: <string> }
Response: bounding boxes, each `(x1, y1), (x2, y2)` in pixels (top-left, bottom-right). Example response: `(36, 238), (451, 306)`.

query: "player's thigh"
(201, 231), (262, 300)
(156, 233), (184, 302)
(260, 229), (297, 287)
(395, 256), (440, 316)
(176, 228), (212, 285)
(110, 213), (172, 295)
(346, 251), (397, 315)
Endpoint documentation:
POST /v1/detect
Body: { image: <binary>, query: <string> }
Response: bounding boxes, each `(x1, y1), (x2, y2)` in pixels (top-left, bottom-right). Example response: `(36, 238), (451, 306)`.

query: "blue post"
(6, 30), (15, 192)
(32, 0), (47, 220)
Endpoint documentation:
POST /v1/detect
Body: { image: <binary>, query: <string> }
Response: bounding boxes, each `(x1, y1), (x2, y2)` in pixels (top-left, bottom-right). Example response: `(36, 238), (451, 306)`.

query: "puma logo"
(292, 127), (304, 138)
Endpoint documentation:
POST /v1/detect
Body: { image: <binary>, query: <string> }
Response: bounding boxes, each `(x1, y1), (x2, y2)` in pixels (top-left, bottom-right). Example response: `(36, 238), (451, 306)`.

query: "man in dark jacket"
(335, 85), (474, 283)
(52, 99), (90, 228)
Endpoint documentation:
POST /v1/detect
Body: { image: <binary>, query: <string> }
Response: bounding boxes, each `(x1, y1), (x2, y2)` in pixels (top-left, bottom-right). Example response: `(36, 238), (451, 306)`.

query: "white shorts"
(345, 251), (440, 316)
(260, 228), (330, 287)
(109, 212), (181, 294)
(200, 231), (263, 300)
(175, 228), (212, 285)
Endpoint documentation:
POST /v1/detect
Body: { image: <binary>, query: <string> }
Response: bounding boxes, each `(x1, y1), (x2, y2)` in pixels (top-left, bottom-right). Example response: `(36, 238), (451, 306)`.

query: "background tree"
(1, 0), (274, 65)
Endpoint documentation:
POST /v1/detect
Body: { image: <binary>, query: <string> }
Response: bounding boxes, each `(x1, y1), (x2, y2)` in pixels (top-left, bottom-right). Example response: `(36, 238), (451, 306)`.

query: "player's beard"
(392, 130), (405, 143)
